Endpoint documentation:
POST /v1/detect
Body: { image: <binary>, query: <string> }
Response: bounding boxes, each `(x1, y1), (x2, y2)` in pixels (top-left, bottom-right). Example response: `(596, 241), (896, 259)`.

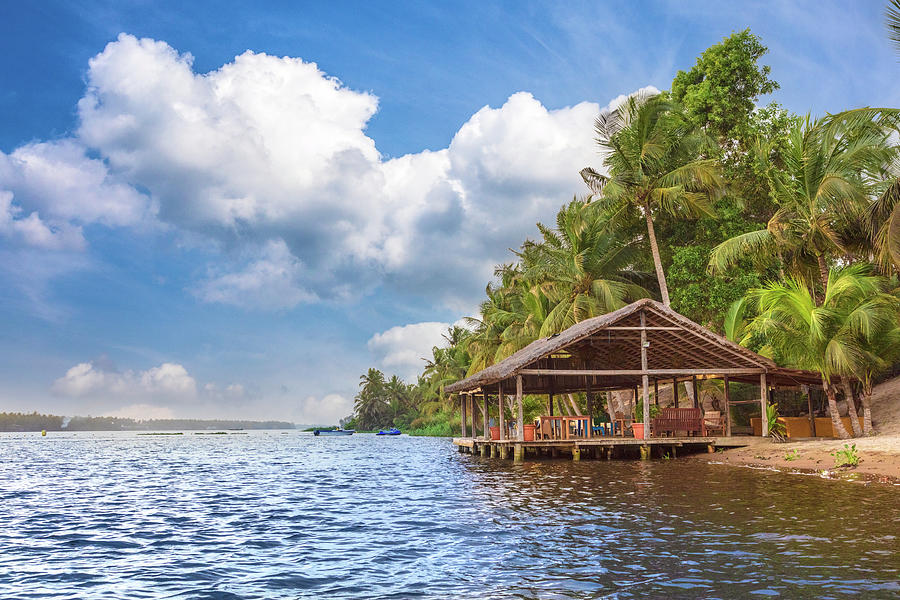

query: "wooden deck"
(452, 435), (764, 460)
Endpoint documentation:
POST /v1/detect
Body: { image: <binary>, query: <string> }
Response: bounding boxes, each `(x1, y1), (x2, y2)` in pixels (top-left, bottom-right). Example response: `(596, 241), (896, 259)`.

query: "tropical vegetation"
(343, 27), (900, 438)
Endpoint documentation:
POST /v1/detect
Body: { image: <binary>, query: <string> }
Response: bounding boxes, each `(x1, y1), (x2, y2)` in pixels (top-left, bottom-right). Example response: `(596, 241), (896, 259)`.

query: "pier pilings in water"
(452, 437), (760, 461)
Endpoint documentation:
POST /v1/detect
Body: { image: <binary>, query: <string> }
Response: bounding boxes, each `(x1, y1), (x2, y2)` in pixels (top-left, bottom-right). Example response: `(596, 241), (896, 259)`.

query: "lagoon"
(1, 431), (897, 598)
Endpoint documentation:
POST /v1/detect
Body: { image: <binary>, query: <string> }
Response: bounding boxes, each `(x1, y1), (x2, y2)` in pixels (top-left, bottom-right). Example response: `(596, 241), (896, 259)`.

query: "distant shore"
(0, 412), (296, 432)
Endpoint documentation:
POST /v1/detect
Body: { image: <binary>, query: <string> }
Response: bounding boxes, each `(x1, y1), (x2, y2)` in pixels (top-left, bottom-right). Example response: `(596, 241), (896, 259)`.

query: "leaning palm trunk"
(824, 380), (851, 439)
(567, 394), (583, 416)
(841, 380), (862, 437)
(860, 386), (874, 436)
(643, 201), (670, 306)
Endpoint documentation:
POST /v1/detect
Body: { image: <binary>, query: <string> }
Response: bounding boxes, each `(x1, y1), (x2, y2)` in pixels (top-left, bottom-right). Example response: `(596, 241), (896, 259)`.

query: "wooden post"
(516, 374), (525, 442)
(482, 393), (489, 441)
(805, 385), (817, 437)
(654, 379), (659, 406)
(498, 383), (506, 441)
(760, 373), (769, 438)
(692, 375), (699, 409)
(724, 376), (732, 437)
(549, 392), (554, 417)
(460, 394), (467, 438)
(640, 310), (650, 439)
(470, 393), (477, 439)
(673, 378), (679, 408)
(585, 377), (593, 439)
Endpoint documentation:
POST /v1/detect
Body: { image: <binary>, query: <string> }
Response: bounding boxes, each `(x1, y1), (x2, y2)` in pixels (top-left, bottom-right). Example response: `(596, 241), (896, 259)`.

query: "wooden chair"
(613, 411), (632, 437)
(703, 411), (725, 436)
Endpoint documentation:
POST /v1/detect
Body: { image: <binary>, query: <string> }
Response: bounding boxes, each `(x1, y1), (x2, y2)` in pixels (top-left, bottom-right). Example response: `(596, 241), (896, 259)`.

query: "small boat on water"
(376, 428), (401, 436)
(313, 428), (355, 436)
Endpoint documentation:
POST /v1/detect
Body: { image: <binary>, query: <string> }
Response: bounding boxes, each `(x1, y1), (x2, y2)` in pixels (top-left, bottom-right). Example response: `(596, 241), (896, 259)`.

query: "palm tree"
(710, 113), (892, 292)
(748, 265), (895, 439)
(521, 200), (649, 335)
(887, 0), (900, 54)
(355, 368), (388, 429)
(582, 92), (723, 305)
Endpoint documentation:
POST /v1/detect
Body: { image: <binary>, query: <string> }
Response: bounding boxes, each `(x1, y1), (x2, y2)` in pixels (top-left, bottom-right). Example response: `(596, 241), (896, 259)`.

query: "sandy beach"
(698, 377), (900, 484)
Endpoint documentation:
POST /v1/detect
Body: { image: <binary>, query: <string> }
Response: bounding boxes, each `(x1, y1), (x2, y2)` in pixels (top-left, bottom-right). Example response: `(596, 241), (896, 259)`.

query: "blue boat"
(376, 428), (401, 436)
(313, 429), (355, 436)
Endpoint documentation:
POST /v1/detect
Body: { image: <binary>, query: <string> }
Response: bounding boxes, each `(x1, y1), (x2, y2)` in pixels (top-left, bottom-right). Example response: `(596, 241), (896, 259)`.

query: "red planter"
(523, 424), (536, 442)
(489, 426), (500, 440)
(632, 423), (647, 439)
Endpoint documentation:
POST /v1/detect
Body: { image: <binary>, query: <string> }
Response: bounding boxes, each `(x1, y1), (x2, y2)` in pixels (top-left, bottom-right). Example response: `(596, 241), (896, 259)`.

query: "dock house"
(446, 298), (825, 460)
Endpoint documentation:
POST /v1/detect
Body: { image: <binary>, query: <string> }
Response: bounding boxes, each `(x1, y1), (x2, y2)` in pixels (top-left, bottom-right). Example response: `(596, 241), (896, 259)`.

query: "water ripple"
(0, 431), (898, 598)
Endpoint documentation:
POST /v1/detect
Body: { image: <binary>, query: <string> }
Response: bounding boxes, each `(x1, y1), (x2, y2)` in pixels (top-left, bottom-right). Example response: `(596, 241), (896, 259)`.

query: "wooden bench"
(652, 407), (704, 437)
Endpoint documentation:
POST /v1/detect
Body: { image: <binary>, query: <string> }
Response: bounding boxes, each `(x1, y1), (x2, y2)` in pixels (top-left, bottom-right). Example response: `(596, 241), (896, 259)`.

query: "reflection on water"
(0, 432), (897, 598)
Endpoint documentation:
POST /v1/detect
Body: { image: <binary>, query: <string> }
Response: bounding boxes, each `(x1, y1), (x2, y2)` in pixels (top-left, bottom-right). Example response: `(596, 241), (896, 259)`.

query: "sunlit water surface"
(0, 431), (897, 599)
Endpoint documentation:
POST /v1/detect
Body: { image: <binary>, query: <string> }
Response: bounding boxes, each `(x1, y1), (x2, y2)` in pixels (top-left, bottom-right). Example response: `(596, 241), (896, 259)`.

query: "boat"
(313, 428), (355, 436)
(376, 428), (401, 436)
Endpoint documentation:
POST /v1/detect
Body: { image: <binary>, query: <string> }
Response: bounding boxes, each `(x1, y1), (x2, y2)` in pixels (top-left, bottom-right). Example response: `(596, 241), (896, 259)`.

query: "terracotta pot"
(523, 424), (536, 442)
(489, 426), (500, 440)
(632, 423), (646, 439)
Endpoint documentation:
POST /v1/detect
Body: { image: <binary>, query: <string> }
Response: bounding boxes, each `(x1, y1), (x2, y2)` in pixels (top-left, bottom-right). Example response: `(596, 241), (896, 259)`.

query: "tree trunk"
(860, 385), (874, 436)
(816, 254), (829, 297)
(841, 380), (862, 437)
(824, 380), (851, 439)
(643, 200), (670, 306)
(605, 391), (616, 422)
(567, 393), (583, 416)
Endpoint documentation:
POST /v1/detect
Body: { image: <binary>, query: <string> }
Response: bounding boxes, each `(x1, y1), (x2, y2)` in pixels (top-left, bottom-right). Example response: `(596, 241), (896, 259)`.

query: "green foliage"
(831, 443), (860, 468)
(633, 399), (661, 421)
(784, 448), (800, 461)
(767, 403), (786, 441)
(672, 29), (779, 142)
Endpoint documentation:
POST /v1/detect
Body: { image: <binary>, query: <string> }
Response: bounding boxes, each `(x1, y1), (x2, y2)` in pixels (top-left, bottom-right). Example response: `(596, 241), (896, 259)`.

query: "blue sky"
(1, 1), (897, 423)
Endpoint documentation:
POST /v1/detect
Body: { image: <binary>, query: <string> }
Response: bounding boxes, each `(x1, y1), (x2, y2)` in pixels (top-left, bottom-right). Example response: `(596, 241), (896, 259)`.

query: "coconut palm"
(581, 92), (723, 306)
(520, 200), (649, 335)
(710, 113), (892, 292)
(748, 265), (896, 439)
(354, 368), (388, 429)
(888, 0), (900, 54)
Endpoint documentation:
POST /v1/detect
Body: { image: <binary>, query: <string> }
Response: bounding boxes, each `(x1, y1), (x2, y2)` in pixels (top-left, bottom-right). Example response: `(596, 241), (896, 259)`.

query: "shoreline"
(690, 435), (900, 486)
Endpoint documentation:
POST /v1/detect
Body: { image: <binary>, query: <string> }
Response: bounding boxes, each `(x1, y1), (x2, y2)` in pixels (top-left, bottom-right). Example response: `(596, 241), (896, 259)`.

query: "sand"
(695, 376), (900, 485)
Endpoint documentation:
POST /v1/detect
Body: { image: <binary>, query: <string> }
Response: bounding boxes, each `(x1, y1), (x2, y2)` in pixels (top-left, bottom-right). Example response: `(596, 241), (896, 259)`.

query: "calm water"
(0, 432), (897, 599)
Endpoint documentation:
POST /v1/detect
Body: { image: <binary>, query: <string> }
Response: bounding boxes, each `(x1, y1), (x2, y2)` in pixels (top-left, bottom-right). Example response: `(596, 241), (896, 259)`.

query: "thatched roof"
(446, 298), (822, 395)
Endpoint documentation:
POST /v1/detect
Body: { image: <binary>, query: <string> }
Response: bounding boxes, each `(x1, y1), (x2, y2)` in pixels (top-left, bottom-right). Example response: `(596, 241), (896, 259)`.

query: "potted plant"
(632, 400), (661, 439)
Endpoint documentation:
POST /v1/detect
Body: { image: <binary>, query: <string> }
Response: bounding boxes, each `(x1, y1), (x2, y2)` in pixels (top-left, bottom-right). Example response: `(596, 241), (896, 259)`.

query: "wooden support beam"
(673, 378), (679, 408)
(498, 383), (506, 441)
(692, 375), (699, 409)
(724, 376), (732, 437)
(482, 393), (489, 440)
(460, 394), (467, 438)
(806, 385), (817, 437)
(640, 310), (650, 439)
(518, 368), (766, 376)
(654, 379), (659, 406)
(760, 373), (769, 438)
(471, 393), (477, 439)
(585, 376), (593, 439)
(516, 374), (525, 442)
(599, 326), (683, 331)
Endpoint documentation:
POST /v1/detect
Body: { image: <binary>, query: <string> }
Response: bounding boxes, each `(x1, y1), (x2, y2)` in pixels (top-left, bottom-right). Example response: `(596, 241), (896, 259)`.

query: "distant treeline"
(0, 412), (295, 432)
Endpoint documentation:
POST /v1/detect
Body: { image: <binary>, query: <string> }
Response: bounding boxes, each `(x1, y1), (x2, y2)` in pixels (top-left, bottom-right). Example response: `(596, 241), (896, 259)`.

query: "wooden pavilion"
(446, 298), (824, 460)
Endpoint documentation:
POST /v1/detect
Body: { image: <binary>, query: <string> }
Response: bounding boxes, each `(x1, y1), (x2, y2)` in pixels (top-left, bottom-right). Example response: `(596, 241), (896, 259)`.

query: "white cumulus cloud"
(368, 321), (452, 381)
(52, 360), (198, 399)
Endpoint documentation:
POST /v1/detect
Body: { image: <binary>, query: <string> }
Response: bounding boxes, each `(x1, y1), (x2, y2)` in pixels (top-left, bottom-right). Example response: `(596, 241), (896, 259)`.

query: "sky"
(1, 1), (898, 424)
